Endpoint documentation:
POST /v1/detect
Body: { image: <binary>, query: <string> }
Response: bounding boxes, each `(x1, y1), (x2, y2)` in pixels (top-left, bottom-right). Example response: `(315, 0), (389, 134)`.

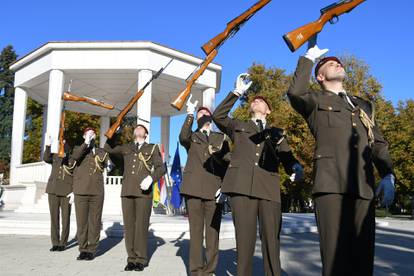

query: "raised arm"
(212, 93), (239, 141)
(213, 73), (252, 140)
(287, 41), (328, 118)
(287, 57), (317, 118)
(72, 143), (89, 162)
(103, 140), (124, 156)
(43, 145), (53, 164)
(179, 115), (194, 151)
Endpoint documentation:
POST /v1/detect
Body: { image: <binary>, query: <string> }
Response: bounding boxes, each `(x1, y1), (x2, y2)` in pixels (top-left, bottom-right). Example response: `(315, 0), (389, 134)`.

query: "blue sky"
(2, 0), (413, 163)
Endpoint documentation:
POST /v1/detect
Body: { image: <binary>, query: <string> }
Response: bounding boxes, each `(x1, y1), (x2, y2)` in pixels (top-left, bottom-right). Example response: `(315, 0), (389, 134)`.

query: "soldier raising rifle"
(104, 124), (165, 272)
(286, 35), (395, 276)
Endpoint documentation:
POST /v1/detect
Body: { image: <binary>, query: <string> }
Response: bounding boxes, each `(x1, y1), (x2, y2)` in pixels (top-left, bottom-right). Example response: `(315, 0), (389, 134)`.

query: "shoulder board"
(352, 96), (373, 117)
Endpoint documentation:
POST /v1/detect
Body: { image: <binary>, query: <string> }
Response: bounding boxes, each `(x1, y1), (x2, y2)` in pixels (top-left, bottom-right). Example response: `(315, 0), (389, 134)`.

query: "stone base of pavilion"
(0, 211), (326, 239)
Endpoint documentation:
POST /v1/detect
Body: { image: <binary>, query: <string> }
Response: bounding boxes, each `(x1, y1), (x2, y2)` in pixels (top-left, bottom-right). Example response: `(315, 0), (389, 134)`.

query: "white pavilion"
(6, 41), (221, 213)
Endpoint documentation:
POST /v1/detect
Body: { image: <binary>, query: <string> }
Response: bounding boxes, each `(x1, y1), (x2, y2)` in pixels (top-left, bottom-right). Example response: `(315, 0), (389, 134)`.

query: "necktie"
(202, 130), (209, 143)
(338, 92), (355, 109)
(256, 119), (264, 132)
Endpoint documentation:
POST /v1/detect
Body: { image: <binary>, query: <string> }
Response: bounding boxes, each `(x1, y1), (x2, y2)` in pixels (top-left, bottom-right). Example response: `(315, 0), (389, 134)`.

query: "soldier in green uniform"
(104, 124), (165, 272)
(43, 135), (75, 252)
(213, 74), (303, 276)
(179, 95), (230, 276)
(286, 36), (395, 276)
(72, 128), (111, 261)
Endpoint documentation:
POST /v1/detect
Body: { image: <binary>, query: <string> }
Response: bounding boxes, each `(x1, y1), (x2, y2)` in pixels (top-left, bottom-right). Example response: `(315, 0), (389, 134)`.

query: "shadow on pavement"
(375, 226), (414, 275)
(171, 232), (289, 276)
(96, 222), (123, 257)
(148, 230), (166, 264)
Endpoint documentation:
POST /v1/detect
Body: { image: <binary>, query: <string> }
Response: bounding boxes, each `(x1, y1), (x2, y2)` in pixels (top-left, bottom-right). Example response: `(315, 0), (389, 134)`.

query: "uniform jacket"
(287, 56), (393, 199)
(72, 143), (110, 196)
(213, 92), (298, 202)
(179, 114), (230, 200)
(104, 141), (165, 198)
(43, 145), (74, 196)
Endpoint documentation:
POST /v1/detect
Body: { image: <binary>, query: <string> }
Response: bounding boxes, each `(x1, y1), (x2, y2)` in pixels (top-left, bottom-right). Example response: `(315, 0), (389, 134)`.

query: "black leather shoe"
(57, 246), (65, 251)
(76, 252), (87, 260)
(84, 252), (95, 261)
(134, 263), (145, 271)
(124, 262), (136, 271)
(49, 246), (59, 252)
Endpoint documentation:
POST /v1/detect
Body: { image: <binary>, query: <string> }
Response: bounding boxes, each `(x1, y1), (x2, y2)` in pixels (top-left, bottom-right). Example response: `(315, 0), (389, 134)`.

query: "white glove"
(304, 36), (329, 63)
(67, 192), (74, 204)
(233, 73), (252, 96)
(106, 159), (114, 173)
(44, 134), (53, 146)
(290, 163), (304, 182)
(84, 130), (95, 145)
(84, 135), (91, 145)
(140, 175), (153, 191)
(186, 94), (199, 115)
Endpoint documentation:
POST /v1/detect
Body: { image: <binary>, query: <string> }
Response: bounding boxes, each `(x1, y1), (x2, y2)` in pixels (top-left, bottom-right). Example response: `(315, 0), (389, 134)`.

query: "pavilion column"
(40, 104), (48, 159)
(45, 69), (65, 153)
(99, 116), (110, 148)
(161, 116), (171, 164)
(136, 69), (153, 142)
(9, 87), (28, 185)
(202, 87), (216, 112)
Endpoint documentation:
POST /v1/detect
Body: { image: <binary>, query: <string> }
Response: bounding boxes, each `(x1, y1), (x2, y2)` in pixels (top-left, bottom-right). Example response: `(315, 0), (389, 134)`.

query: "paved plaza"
(0, 216), (413, 275)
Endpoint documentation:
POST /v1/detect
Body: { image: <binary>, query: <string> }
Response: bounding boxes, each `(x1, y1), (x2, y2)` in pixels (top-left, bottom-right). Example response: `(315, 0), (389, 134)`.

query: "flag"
(152, 178), (160, 207)
(158, 144), (168, 206)
(170, 142), (182, 209)
(159, 172), (168, 207)
(153, 144), (168, 208)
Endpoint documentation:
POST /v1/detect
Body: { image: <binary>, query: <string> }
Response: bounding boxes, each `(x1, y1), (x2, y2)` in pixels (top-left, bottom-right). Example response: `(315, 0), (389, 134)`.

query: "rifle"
(63, 91), (114, 110)
(57, 108), (66, 158)
(170, 50), (217, 111)
(201, 0), (271, 55)
(171, 0), (271, 111)
(282, 0), (366, 52)
(58, 88), (114, 157)
(105, 59), (174, 139)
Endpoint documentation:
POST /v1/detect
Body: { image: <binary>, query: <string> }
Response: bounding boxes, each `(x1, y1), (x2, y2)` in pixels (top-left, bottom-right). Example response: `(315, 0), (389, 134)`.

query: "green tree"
(388, 100), (414, 211)
(22, 98), (43, 163)
(0, 45), (18, 174)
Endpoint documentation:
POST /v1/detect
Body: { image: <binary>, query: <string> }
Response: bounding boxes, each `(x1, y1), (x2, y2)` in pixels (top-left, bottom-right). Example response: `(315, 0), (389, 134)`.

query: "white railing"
(105, 176), (123, 185)
(15, 162), (123, 186)
(14, 162), (51, 184)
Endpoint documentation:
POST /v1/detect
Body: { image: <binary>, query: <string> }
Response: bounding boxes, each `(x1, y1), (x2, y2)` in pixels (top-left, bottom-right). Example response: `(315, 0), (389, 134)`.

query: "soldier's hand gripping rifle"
(171, 0), (272, 111)
(57, 86), (115, 157)
(282, 0), (366, 52)
(105, 59), (174, 139)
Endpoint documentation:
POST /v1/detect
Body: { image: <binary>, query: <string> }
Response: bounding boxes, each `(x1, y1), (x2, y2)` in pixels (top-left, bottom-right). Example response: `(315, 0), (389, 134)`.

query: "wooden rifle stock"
(171, 49), (218, 111)
(105, 90), (144, 139)
(172, 0), (271, 111)
(283, 0), (366, 52)
(58, 110), (66, 158)
(105, 59), (174, 139)
(201, 0), (271, 55)
(63, 92), (114, 110)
